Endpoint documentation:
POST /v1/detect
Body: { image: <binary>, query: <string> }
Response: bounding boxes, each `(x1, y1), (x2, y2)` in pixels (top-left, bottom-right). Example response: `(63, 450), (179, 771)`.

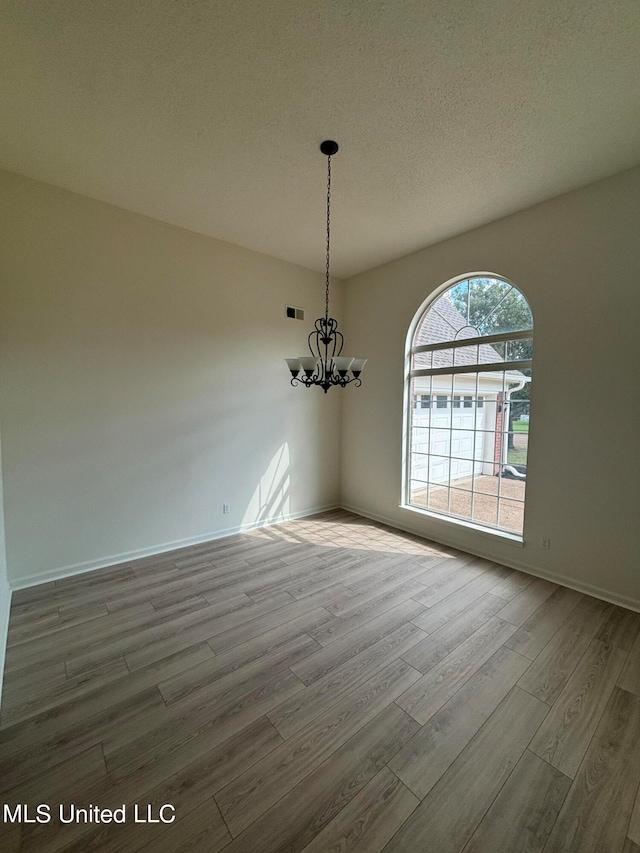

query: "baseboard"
(0, 582), (11, 710)
(10, 503), (340, 591)
(10, 497), (638, 613)
(340, 502), (640, 614)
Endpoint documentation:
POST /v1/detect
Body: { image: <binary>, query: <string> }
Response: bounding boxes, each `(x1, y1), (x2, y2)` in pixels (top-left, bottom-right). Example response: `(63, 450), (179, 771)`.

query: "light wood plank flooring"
(2, 509), (640, 852)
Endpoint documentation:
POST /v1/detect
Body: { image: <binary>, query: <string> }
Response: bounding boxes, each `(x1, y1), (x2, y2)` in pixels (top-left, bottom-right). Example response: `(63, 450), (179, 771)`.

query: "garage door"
(412, 396), (484, 485)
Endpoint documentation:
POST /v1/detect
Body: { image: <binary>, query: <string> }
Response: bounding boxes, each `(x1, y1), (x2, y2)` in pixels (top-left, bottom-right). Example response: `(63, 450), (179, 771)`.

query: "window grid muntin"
(412, 327), (533, 354)
(406, 276), (532, 537)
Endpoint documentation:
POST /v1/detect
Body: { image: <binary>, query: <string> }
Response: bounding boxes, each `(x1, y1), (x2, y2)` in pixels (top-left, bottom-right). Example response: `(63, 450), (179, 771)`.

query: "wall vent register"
(286, 306), (305, 320)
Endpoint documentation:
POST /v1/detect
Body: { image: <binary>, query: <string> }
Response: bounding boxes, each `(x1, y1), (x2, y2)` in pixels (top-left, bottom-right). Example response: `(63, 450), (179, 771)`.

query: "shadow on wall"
(241, 443), (290, 530)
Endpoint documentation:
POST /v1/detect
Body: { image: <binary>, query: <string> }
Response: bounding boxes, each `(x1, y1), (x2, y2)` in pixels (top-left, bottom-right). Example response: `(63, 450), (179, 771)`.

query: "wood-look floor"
(2, 509), (640, 853)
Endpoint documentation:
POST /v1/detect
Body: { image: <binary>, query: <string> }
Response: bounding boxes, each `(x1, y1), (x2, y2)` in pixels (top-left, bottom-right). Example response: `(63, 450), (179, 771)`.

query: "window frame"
(401, 272), (533, 544)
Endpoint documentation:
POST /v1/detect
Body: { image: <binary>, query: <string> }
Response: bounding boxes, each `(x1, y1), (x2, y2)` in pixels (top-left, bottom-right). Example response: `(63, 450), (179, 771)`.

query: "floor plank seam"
(525, 745), (572, 777)
(516, 680), (557, 707)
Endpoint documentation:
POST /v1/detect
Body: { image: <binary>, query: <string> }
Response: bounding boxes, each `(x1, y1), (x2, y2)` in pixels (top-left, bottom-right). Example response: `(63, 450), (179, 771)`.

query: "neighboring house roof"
(414, 293), (528, 379)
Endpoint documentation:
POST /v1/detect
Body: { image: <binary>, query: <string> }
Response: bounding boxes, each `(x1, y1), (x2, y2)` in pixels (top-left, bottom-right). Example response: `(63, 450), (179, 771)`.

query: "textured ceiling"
(1, 0), (639, 278)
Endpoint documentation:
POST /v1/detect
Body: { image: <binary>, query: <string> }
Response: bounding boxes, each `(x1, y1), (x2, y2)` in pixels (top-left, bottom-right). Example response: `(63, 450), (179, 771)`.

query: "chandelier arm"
(331, 325), (344, 356)
(308, 328), (321, 357)
(323, 324), (330, 384)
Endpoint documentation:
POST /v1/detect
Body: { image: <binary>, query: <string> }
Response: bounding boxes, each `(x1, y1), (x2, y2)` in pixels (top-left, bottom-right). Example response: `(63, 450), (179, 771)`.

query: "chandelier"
(285, 140), (366, 393)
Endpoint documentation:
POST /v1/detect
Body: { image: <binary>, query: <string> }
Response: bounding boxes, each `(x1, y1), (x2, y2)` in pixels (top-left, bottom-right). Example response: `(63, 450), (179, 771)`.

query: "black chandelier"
(286, 140), (366, 393)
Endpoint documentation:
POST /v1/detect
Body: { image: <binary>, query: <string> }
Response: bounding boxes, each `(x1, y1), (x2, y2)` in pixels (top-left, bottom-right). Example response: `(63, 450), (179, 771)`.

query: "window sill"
(399, 503), (525, 547)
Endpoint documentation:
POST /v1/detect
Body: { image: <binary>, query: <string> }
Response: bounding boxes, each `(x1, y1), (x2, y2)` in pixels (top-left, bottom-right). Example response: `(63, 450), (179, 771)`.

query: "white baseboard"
(340, 502), (640, 614)
(10, 498), (638, 615)
(10, 504), (340, 591)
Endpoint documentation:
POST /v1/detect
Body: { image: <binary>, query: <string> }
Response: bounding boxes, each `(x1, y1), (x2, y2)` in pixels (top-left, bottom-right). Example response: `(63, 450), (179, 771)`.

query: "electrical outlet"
(223, 503), (231, 514)
(542, 538), (551, 550)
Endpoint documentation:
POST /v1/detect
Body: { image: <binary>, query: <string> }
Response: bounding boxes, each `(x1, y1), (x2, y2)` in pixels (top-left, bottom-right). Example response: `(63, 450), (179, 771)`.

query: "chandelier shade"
(286, 141), (366, 394)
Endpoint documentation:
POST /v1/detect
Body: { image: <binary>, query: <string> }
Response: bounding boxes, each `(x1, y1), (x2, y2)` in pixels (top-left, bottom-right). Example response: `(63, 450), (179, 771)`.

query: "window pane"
(415, 292), (470, 345)
(497, 477), (527, 501)
(411, 434), (431, 459)
(409, 481), (428, 507)
(412, 351), (433, 370)
(427, 485), (449, 514)
(506, 339), (533, 361)
(468, 278), (533, 335)
(449, 472), (473, 493)
(448, 488), (473, 520)
(429, 429), (449, 455)
(452, 343), (480, 367)
(473, 494), (498, 527)
(507, 407), (529, 468)
(472, 472), (500, 496)
(410, 467), (429, 486)
(450, 433), (474, 461)
(498, 499), (525, 534)
(432, 349), (455, 368)
(424, 455), (450, 485)
(472, 431), (497, 466)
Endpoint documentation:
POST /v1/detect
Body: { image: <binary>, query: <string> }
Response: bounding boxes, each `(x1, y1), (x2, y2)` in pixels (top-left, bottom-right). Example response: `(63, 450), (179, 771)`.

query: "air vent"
(286, 305), (304, 320)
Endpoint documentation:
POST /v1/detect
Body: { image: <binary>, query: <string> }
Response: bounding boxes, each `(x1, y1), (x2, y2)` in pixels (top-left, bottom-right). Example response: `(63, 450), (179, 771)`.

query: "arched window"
(404, 274), (533, 538)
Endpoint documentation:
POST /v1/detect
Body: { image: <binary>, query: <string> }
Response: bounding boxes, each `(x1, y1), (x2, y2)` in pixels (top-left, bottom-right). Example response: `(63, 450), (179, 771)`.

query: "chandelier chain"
(325, 154), (331, 322)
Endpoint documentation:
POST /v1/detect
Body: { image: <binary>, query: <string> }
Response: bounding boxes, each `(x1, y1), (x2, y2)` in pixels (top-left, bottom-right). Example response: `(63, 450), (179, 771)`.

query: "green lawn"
(508, 421), (528, 465)
(507, 447), (528, 465)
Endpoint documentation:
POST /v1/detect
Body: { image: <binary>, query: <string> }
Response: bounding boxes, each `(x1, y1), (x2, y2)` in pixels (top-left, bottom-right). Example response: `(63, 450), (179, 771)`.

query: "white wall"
(0, 169), (342, 587)
(341, 166), (640, 609)
(0, 428), (10, 707)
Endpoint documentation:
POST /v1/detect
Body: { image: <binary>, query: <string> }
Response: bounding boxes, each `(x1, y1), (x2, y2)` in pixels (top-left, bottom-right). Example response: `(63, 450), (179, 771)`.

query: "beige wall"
(341, 166), (640, 608)
(0, 170), (341, 587)
(0, 429), (10, 705)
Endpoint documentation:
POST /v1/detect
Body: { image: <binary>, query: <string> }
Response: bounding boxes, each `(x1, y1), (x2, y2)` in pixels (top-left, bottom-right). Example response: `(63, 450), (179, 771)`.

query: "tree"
(448, 277), (532, 347)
